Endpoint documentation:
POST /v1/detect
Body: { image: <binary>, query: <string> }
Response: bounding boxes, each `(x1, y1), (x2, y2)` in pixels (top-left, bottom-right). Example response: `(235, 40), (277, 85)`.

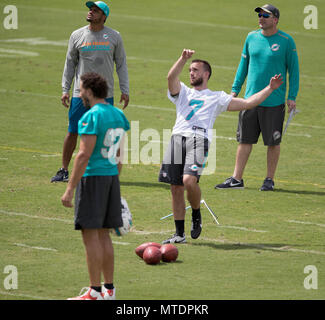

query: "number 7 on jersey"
(186, 99), (204, 120)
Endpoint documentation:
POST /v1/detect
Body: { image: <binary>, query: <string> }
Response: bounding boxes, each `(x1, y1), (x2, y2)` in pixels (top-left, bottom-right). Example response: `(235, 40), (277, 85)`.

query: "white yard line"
(14, 5), (325, 39)
(218, 225), (268, 233)
(0, 48), (39, 57)
(14, 243), (58, 252)
(0, 209), (73, 224)
(0, 289), (52, 300)
(2, 209), (325, 256)
(287, 219), (325, 228)
(1, 88), (324, 131)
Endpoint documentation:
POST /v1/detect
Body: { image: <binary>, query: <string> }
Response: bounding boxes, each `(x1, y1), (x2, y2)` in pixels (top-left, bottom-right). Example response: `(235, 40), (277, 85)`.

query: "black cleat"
(191, 212), (202, 239)
(260, 177), (274, 191)
(51, 168), (69, 183)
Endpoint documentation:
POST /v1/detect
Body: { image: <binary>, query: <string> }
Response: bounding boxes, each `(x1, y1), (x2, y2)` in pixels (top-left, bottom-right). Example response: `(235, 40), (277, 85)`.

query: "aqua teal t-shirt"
(78, 103), (130, 176)
(232, 29), (299, 106)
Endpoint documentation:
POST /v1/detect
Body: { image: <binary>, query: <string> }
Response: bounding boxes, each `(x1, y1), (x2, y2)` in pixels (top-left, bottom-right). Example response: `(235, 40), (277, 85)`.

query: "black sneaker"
(162, 234), (186, 244)
(191, 212), (202, 239)
(260, 177), (274, 191)
(214, 176), (244, 189)
(51, 168), (69, 183)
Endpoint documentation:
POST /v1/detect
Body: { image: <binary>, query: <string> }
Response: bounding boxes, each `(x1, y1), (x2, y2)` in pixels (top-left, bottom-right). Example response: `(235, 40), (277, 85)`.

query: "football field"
(0, 0), (324, 300)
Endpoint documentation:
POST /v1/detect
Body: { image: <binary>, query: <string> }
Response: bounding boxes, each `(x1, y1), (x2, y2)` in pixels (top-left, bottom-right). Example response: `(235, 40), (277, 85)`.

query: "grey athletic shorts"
(237, 104), (285, 146)
(158, 134), (209, 185)
(74, 175), (123, 230)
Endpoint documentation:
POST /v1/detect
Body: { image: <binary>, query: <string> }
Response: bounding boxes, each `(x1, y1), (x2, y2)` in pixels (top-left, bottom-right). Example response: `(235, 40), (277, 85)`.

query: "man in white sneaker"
(159, 49), (283, 244)
(61, 72), (129, 300)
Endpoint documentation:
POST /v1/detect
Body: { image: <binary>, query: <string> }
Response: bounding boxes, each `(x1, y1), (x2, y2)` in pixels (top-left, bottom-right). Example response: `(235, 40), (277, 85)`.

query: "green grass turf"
(0, 0), (324, 300)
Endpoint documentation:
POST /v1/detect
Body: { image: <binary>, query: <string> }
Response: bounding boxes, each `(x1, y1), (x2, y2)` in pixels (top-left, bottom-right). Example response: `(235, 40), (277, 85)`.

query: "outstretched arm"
(227, 74), (283, 111)
(167, 49), (195, 96)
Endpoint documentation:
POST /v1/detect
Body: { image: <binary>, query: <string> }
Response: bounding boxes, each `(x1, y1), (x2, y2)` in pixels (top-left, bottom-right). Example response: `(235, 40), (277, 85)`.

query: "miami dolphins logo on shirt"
(271, 43), (280, 51)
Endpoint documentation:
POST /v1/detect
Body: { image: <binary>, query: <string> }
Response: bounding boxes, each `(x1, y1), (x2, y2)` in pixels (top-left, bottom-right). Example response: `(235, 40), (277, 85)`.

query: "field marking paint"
(15, 4), (325, 39)
(0, 48), (39, 57)
(0, 209), (73, 224)
(288, 220), (325, 228)
(0, 289), (52, 300)
(0, 35), (323, 80)
(0, 37), (67, 46)
(1, 88), (324, 130)
(0, 145), (60, 156)
(2, 209), (324, 255)
(14, 243), (58, 252)
(218, 225), (268, 233)
(286, 132), (311, 138)
(112, 240), (131, 246)
(132, 229), (174, 235)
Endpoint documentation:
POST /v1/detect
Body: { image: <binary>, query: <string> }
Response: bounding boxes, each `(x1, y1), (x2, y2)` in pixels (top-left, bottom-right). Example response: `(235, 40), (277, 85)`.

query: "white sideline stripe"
(1, 88), (324, 131)
(15, 5), (325, 39)
(0, 48), (39, 57)
(218, 225), (267, 233)
(214, 135), (236, 141)
(128, 56), (236, 71)
(290, 123), (325, 130)
(200, 237), (325, 256)
(288, 220), (325, 228)
(0, 209), (73, 224)
(0, 38), (67, 46)
(0, 36), (324, 80)
(14, 243), (58, 252)
(287, 132), (311, 138)
(2, 209), (324, 255)
(132, 229), (174, 235)
(40, 154), (60, 157)
(112, 241), (131, 246)
(0, 290), (52, 300)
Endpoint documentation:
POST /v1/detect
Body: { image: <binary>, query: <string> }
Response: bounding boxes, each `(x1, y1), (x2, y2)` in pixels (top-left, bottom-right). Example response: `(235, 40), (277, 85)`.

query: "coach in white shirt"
(159, 49), (283, 244)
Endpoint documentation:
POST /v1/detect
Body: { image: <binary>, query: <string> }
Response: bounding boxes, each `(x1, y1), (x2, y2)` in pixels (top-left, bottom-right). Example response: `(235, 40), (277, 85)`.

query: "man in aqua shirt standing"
(61, 72), (129, 300)
(215, 4), (299, 191)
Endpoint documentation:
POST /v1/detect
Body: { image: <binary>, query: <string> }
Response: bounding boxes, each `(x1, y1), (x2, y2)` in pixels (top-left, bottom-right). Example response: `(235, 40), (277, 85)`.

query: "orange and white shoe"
(102, 287), (116, 300)
(67, 287), (104, 300)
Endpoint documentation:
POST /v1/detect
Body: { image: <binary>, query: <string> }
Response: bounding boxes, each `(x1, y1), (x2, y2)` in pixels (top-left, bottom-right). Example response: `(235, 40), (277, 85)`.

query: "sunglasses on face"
(258, 13), (271, 18)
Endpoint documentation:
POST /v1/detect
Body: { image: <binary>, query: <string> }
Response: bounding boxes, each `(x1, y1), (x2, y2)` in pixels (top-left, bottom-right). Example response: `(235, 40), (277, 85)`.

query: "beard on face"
(190, 76), (203, 87)
(81, 95), (91, 109)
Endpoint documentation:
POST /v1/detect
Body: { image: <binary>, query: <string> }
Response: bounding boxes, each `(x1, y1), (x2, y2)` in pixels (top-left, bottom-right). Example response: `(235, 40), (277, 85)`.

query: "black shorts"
(74, 175), (122, 230)
(236, 104), (285, 146)
(158, 134), (209, 185)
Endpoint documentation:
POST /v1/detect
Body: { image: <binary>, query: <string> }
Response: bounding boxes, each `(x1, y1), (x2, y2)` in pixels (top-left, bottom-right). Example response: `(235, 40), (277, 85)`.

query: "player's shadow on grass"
(120, 181), (170, 189)
(191, 242), (291, 252)
(274, 188), (325, 196)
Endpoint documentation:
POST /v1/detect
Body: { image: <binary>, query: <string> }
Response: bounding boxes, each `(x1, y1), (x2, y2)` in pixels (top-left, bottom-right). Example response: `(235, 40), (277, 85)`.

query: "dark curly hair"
(80, 72), (108, 99)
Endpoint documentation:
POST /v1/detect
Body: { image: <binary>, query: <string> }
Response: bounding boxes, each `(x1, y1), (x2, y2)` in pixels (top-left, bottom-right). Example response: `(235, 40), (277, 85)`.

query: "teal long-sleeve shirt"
(232, 29), (299, 107)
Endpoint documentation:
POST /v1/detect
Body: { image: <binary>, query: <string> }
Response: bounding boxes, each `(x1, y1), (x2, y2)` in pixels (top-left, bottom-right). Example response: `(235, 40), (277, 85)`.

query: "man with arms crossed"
(159, 49), (283, 244)
(52, 1), (129, 182)
(61, 72), (129, 300)
(215, 4), (299, 191)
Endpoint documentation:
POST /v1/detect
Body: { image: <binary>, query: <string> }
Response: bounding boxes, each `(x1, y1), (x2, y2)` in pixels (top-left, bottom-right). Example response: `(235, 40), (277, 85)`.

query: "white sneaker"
(102, 286), (116, 300)
(162, 233), (186, 244)
(67, 287), (104, 300)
